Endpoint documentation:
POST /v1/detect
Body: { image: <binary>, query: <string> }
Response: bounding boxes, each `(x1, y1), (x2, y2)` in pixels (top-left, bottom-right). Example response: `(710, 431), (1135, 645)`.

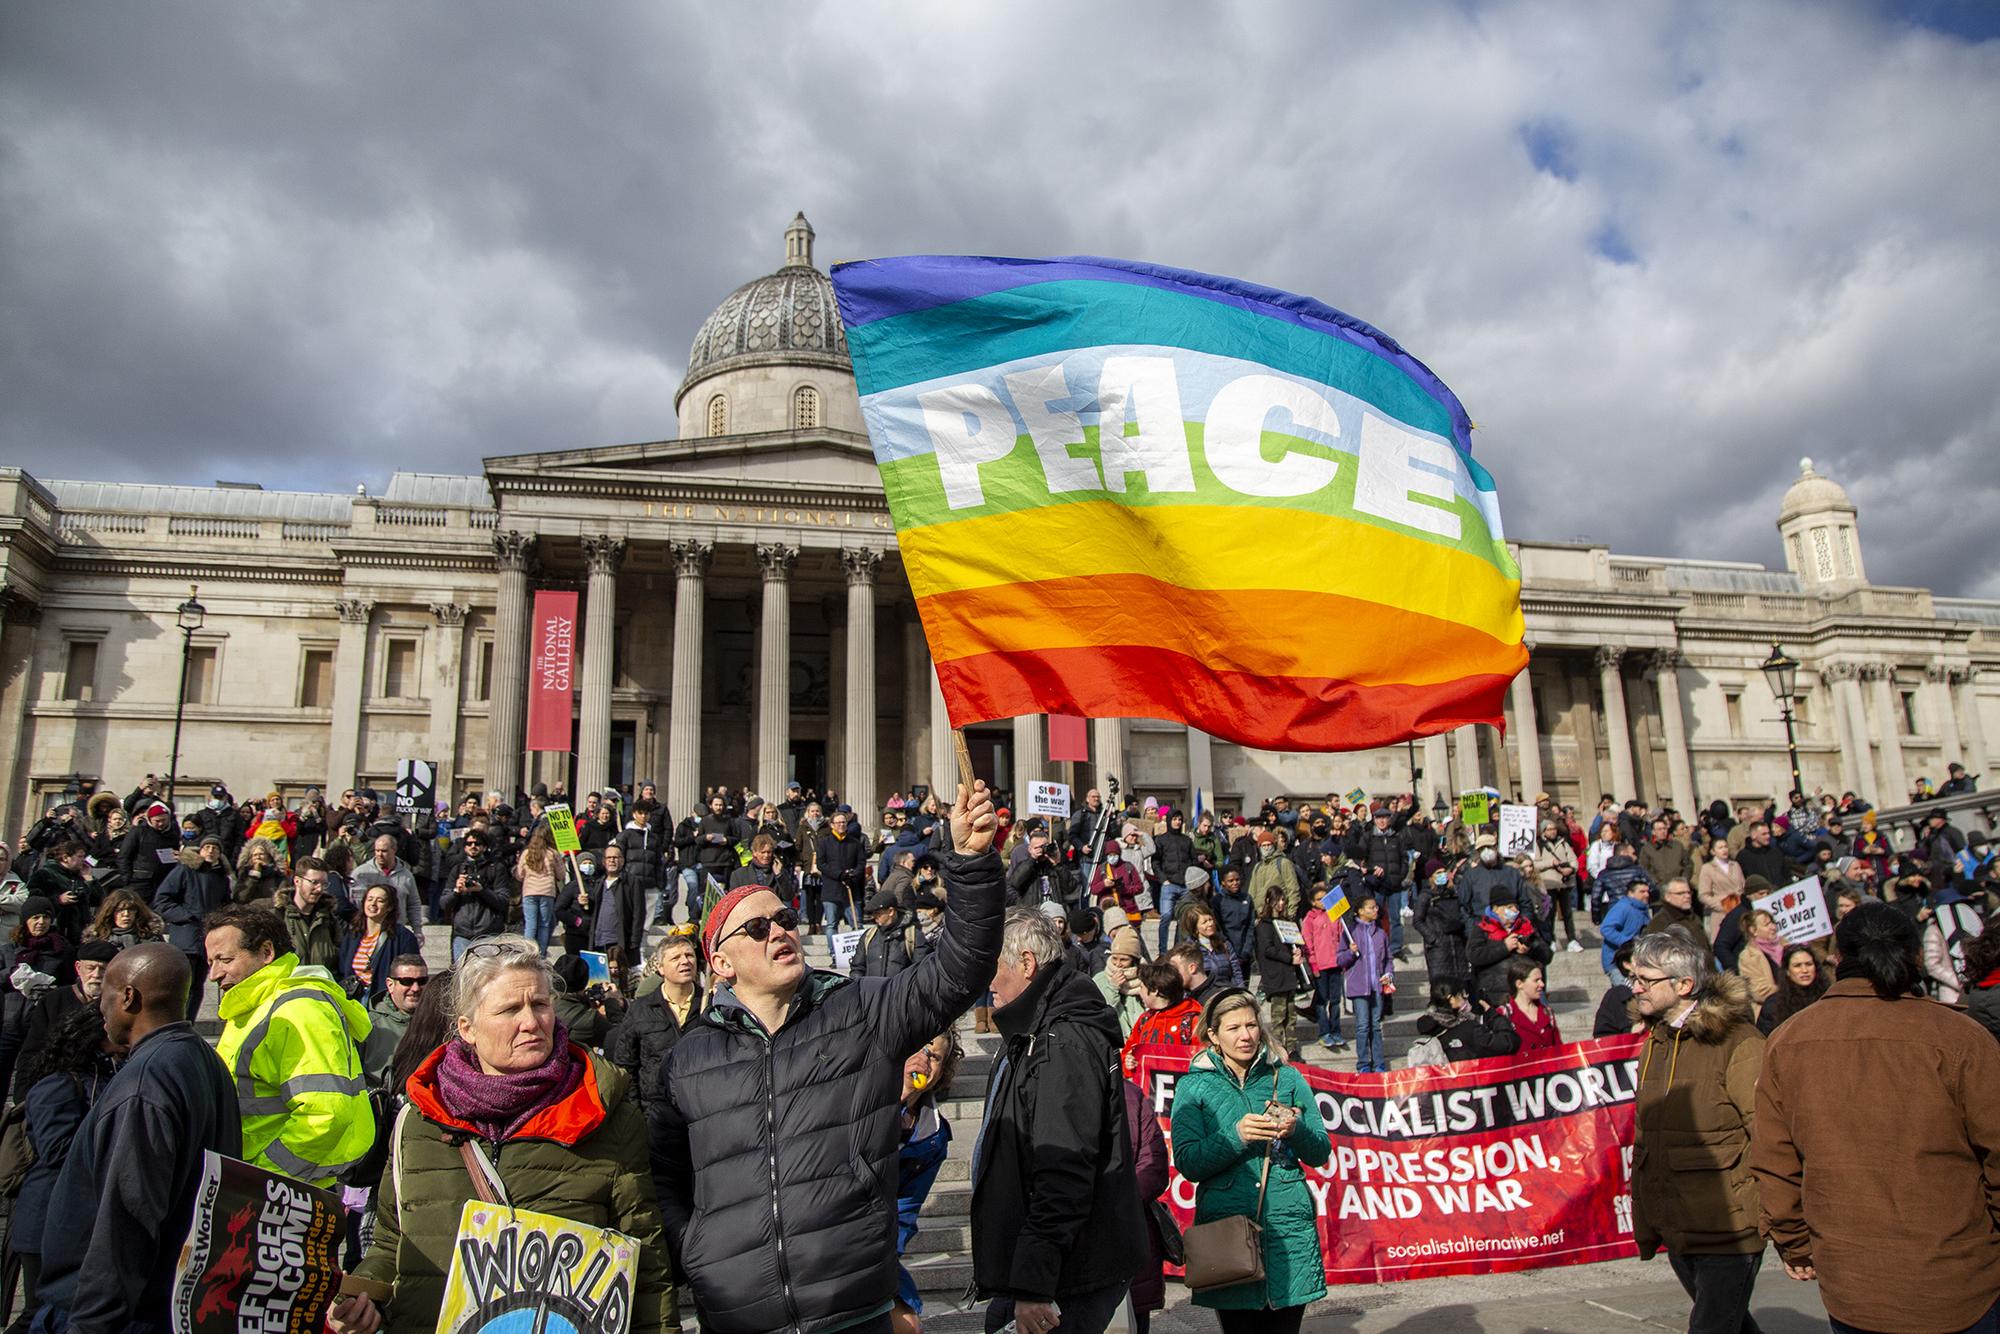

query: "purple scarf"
(434, 1021), (585, 1142)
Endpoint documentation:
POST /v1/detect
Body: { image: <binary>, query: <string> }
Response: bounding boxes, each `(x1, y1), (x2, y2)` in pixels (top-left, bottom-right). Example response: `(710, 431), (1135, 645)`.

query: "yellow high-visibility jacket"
(213, 953), (374, 1188)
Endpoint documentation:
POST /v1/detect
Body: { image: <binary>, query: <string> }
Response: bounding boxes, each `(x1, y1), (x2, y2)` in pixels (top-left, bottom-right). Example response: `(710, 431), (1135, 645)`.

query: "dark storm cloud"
(3, 1), (1996, 595)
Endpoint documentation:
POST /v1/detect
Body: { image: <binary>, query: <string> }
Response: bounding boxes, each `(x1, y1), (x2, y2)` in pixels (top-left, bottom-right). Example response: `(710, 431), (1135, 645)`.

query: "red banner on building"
(526, 590), (578, 752)
(1132, 1034), (1644, 1284)
(1047, 714), (1090, 763)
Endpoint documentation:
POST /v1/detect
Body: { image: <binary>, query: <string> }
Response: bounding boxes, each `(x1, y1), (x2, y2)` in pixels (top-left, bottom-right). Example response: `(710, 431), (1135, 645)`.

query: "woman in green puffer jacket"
(329, 936), (674, 1334)
(1170, 988), (1331, 1332)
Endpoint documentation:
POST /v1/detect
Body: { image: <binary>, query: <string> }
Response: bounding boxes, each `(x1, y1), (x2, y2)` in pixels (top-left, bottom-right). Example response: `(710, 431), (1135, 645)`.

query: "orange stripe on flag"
(935, 644), (1515, 753)
(919, 574), (1521, 688)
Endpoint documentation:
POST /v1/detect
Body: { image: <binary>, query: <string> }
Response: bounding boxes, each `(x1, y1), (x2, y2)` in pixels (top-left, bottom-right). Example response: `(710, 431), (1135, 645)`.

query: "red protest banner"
(1047, 714), (1090, 763)
(526, 590), (578, 752)
(1132, 1034), (1644, 1284)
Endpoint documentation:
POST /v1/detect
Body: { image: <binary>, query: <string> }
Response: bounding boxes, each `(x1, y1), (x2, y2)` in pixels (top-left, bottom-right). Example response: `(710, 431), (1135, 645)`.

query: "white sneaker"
(1566, 940), (1583, 952)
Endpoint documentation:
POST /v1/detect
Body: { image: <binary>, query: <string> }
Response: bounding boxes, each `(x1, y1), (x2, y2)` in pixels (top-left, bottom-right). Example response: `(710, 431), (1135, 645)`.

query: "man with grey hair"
(352, 832), (423, 929)
(1627, 926), (1766, 1334)
(971, 907), (1144, 1334)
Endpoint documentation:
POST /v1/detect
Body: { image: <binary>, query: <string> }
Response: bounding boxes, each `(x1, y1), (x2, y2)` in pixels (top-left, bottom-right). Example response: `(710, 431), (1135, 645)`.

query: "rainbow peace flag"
(829, 255), (1526, 752)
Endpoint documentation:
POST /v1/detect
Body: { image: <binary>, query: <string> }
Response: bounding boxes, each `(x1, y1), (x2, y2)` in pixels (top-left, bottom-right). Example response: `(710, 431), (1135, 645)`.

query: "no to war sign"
(545, 804), (581, 854)
(1133, 1035), (1645, 1284)
(1750, 874), (1833, 946)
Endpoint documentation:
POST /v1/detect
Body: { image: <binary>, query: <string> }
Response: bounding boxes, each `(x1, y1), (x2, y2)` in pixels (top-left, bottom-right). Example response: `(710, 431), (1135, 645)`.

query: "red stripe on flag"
(935, 644), (1511, 753)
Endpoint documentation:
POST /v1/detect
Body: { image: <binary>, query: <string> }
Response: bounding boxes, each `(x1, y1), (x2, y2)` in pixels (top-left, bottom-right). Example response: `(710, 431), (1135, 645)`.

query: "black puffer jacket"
(650, 849), (1004, 1334)
(439, 849), (512, 940)
(1153, 827), (1196, 887)
(606, 986), (704, 1115)
(971, 958), (1145, 1303)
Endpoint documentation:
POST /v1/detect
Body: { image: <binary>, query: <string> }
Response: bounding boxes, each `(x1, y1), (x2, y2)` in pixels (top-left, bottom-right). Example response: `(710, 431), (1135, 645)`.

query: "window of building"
(473, 638), (494, 702)
(1723, 690), (1744, 736)
(1791, 692), (1811, 728)
(61, 640), (99, 701)
(183, 646), (218, 704)
(1900, 689), (1920, 736)
(707, 394), (728, 437)
(383, 638), (418, 699)
(299, 648), (334, 709)
(793, 385), (819, 431)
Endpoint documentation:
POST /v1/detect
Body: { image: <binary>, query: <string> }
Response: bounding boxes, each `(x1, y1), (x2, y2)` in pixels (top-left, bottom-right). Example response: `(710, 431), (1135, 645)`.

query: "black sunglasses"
(389, 974), (429, 988)
(715, 906), (801, 951)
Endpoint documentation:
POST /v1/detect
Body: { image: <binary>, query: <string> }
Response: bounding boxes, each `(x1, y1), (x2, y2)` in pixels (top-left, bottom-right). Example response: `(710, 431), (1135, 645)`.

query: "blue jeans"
(1351, 992), (1385, 1072)
(1156, 878), (1185, 952)
(521, 895), (555, 952)
(1313, 969), (1344, 1042)
(822, 898), (854, 932)
(1379, 888), (1406, 952)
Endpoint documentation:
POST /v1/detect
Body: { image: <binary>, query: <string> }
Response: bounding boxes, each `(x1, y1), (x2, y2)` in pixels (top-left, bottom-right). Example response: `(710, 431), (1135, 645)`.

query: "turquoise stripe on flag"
(844, 279), (1458, 448)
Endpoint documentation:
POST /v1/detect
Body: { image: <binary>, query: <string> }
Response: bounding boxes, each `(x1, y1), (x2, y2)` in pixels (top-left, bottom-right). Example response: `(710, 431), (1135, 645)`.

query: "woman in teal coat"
(1170, 988), (1331, 1332)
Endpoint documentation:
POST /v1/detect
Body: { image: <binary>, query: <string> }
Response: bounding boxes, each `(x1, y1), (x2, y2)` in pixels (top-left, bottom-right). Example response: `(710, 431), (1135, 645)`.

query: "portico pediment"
(485, 428), (884, 495)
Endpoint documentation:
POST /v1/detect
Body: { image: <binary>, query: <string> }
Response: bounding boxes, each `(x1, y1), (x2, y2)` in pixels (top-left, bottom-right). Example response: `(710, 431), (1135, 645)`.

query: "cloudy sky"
(4, 1), (1997, 596)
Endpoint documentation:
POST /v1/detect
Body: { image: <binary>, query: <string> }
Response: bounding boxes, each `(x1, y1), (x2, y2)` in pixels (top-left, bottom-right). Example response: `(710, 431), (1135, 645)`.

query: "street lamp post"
(1760, 643), (1803, 799)
(1431, 792), (1450, 825)
(166, 584), (206, 810)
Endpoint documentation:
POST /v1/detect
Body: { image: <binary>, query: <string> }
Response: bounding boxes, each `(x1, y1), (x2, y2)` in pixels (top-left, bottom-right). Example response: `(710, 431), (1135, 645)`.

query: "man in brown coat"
(1752, 901), (2000, 1333)
(1628, 926), (1768, 1332)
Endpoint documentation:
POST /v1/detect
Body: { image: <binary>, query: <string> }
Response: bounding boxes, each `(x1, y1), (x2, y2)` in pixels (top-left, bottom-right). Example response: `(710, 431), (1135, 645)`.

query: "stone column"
(427, 603), (467, 800)
(902, 618), (930, 796)
(1651, 649), (1697, 816)
(1824, 664), (1862, 798)
(1926, 665), (1964, 775)
(1012, 714), (1044, 793)
(488, 530), (536, 799)
(1092, 718), (1126, 795)
(1863, 662), (1911, 803)
(1596, 647), (1637, 802)
(1827, 664), (1877, 807)
(842, 548), (881, 814)
(576, 535), (626, 798)
(326, 597), (373, 795)
(0, 594), (43, 831)
(826, 596), (846, 799)
(1423, 734), (1451, 808)
(1954, 669), (1990, 785)
(929, 668), (956, 800)
(1508, 655), (1543, 802)
(665, 541), (711, 818)
(1186, 726), (1215, 814)
(1451, 725), (1483, 795)
(754, 545), (798, 801)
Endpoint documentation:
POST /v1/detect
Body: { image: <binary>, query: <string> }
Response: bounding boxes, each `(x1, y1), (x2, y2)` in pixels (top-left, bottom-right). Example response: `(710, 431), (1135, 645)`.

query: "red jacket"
(1121, 999), (1203, 1078)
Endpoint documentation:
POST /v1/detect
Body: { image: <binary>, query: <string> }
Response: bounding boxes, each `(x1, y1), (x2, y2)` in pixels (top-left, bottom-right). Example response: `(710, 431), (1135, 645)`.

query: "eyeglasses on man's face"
(388, 974), (429, 989)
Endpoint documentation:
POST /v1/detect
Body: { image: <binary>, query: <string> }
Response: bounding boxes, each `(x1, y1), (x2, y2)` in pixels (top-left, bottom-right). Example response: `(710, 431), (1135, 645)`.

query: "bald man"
(34, 943), (242, 1334)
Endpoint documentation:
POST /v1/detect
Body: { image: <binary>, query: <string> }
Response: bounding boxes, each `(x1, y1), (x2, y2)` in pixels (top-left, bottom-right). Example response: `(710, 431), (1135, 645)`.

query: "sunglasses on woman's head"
(715, 906), (801, 951)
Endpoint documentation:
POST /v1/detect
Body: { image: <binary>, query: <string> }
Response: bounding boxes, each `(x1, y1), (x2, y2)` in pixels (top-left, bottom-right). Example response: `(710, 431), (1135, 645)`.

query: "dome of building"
(678, 214), (850, 403)
(1778, 455), (1856, 525)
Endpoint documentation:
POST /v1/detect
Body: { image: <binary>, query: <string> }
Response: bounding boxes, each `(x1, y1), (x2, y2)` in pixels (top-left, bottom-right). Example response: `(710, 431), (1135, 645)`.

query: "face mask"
(1106, 852), (1121, 865)
(1432, 872), (1449, 887)
(1479, 849), (1498, 866)
(208, 799), (224, 810)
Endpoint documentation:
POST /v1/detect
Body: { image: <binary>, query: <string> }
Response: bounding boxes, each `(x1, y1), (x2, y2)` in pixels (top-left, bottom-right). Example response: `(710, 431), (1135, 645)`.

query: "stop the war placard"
(1750, 874), (1832, 946)
(1132, 1034), (1644, 1283)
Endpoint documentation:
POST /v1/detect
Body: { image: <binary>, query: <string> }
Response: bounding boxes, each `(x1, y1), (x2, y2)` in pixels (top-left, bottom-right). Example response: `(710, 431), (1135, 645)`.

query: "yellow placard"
(1457, 791), (1490, 826)
(439, 1200), (639, 1334)
(545, 804), (581, 854)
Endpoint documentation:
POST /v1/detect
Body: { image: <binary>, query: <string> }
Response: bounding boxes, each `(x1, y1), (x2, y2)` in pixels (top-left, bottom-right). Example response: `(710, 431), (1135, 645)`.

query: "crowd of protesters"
(0, 759), (1993, 1333)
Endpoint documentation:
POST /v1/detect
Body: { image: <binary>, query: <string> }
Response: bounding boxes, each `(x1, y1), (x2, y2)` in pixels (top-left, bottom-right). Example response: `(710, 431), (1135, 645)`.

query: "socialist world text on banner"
(829, 256), (1528, 753)
(171, 1152), (345, 1334)
(1132, 1035), (1644, 1284)
(527, 590), (579, 752)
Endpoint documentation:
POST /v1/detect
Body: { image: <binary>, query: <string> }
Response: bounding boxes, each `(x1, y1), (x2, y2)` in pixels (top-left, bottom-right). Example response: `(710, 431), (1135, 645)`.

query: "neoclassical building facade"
(2, 215), (1995, 828)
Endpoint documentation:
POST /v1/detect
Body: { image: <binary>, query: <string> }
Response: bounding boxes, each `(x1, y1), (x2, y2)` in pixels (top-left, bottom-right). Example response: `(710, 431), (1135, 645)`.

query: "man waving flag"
(829, 255), (1525, 752)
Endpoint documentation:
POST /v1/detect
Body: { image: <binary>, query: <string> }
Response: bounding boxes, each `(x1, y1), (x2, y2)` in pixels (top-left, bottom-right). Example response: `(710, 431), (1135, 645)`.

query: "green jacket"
(279, 896), (344, 972)
(351, 1045), (674, 1333)
(213, 953), (374, 1187)
(1169, 1046), (1330, 1311)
